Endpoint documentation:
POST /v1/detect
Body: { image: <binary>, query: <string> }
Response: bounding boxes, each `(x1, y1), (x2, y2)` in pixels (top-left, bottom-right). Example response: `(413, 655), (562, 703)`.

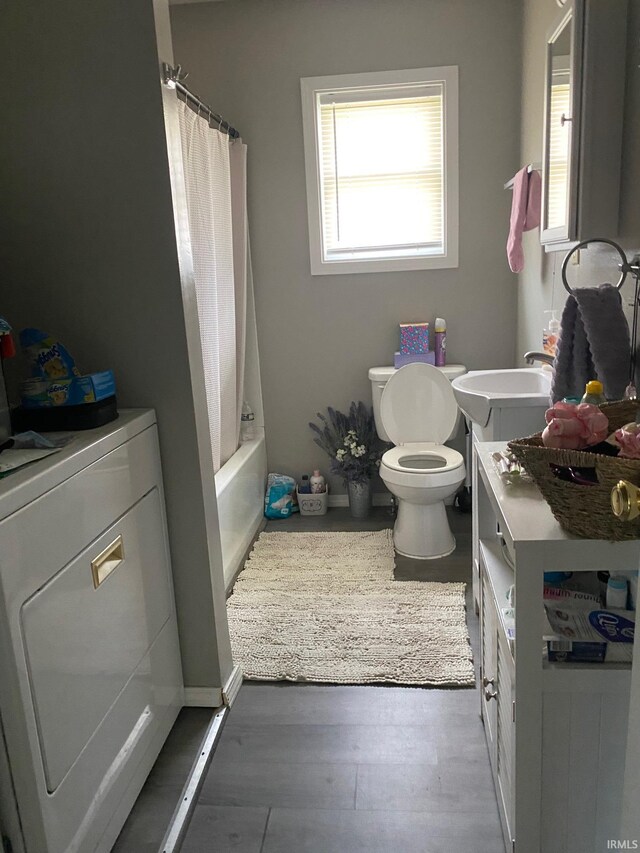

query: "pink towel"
(506, 167), (541, 273)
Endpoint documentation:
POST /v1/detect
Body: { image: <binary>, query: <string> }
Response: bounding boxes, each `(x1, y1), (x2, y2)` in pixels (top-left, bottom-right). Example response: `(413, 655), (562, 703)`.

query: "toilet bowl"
(375, 363), (465, 559)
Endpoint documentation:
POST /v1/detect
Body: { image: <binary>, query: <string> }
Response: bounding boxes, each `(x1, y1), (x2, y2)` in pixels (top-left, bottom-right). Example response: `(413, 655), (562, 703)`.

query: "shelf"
(479, 537), (515, 655)
(542, 660), (631, 693)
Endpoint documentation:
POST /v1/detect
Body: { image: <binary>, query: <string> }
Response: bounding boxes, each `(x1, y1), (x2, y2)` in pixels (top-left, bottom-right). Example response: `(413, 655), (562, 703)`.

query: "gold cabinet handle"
(91, 535), (124, 588)
(611, 480), (640, 521)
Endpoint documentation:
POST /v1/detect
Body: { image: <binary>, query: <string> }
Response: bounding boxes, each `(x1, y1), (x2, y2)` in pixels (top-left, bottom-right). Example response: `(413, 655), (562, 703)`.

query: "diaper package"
(21, 371), (116, 408)
(20, 328), (80, 381)
(19, 328), (116, 409)
(264, 473), (299, 519)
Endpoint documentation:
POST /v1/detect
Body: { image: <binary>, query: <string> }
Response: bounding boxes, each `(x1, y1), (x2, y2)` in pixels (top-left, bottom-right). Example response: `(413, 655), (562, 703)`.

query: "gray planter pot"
(347, 479), (372, 518)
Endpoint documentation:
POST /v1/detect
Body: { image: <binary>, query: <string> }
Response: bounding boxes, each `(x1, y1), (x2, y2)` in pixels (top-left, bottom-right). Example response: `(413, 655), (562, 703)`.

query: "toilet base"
(393, 499), (456, 560)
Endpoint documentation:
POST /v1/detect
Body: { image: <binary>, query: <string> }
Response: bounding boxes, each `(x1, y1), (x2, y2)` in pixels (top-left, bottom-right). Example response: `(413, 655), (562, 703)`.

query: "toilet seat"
(382, 443), (464, 474)
(380, 363), (459, 445)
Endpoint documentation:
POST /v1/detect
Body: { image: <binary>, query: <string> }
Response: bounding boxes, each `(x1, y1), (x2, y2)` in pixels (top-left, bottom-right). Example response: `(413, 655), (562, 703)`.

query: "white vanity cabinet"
(0, 410), (183, 853)
(475, 441), (637, 853)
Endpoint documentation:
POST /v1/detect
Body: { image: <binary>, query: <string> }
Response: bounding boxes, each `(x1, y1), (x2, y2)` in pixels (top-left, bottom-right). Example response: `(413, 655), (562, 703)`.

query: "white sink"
(452, 368), (551, 428)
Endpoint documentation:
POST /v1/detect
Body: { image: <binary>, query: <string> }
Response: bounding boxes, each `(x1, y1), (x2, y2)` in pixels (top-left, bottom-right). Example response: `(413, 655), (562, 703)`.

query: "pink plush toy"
(615, 423), (640, 459)
(542, 402), (609, 450)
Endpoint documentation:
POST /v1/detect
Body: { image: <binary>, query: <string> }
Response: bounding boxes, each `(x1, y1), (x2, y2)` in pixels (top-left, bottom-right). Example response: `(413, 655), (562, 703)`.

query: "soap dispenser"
(543, 310), (560, 358)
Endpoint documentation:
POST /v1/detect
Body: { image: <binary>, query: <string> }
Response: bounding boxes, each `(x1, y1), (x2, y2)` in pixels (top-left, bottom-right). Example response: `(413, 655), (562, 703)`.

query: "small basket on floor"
(296, 486), (329, 516)
(508, 399), (640, 541)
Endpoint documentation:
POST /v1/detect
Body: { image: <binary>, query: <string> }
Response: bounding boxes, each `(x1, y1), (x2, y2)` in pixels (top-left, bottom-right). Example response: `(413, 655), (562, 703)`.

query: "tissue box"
(400, 323), (430, 354)
(21, 370), (116, 408)
(394, 351), (436, 368)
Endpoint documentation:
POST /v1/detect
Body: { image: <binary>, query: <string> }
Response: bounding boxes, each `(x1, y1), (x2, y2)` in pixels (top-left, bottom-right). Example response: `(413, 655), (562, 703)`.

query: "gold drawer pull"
(91, 535), (124, 588)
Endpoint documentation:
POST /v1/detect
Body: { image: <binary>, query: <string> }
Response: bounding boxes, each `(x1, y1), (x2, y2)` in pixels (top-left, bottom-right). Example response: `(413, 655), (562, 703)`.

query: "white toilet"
(370, 362), (466, 559)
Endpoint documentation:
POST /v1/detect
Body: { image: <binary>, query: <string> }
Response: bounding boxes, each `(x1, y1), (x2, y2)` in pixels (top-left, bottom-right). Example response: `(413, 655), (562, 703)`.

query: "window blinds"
(318, 85), (444, 260)
(547, 80), (571, 230)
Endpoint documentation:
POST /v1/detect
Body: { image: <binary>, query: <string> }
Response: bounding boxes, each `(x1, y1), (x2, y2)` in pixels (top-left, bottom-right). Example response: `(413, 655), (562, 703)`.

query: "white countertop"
(477, 441), (640, 569)
(0, 409), (156, 523)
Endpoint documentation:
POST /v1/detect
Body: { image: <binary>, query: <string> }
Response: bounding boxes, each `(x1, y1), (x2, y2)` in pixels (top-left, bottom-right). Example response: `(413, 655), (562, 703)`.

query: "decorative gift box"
(399, 323), (430, 354)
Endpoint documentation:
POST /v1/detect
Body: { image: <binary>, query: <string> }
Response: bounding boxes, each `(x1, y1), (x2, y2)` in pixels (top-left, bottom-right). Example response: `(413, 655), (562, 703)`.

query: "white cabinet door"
(481, 565), (498, 766)
(496, 630), (515, 845)
(480, 559), (514, 853)
(622, 569), (640, 841)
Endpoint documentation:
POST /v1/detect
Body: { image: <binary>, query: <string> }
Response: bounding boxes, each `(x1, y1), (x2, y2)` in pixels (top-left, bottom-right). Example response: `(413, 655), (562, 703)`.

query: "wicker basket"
(508, 400), (640, 540)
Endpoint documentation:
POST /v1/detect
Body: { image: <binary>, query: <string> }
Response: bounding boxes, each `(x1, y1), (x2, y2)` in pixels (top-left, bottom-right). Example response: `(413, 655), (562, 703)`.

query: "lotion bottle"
(581, 380), (606, 406)
(310, 470), (325, 494)
(607, 575), (628, 609)
(434, 318), (446, 366)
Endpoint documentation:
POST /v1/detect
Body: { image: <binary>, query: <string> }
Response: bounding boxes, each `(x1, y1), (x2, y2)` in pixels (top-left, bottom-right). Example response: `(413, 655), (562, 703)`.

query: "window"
(546, 59), (571, 231)
(301, 67), (458, 276)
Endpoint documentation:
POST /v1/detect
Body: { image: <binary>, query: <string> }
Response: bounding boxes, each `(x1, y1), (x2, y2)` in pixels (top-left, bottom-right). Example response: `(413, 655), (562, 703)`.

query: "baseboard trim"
(183, 687), (223, 708)
(222, 665), (243, 707)
(328, 493), (392, 508)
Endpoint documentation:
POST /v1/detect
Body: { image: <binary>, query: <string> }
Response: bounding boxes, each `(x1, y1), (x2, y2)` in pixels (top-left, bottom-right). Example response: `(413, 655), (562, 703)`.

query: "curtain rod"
(162, 63), (240, 139)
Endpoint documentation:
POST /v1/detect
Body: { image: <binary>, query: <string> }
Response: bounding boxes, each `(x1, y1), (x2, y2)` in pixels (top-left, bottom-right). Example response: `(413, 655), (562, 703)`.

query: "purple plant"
(309, 401), (389, 484)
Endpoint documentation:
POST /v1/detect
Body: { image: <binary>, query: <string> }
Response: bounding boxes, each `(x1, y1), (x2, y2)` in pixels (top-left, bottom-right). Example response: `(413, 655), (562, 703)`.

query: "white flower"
(336, 448), (346, 461)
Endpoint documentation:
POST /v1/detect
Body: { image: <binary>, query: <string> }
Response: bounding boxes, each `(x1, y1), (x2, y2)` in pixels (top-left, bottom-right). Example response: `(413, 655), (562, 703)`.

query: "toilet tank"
(368, 364), (467, 442)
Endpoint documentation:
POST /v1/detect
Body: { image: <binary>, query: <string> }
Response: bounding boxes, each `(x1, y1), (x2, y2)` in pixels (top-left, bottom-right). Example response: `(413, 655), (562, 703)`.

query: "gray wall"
(171, 0), (522, 494)
(0, 0), (231, 690)
(516, 0), (640, 360)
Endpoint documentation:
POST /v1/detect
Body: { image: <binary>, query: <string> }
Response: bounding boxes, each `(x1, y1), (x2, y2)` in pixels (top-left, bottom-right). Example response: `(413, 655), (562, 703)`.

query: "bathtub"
(215, 430), (267, 590)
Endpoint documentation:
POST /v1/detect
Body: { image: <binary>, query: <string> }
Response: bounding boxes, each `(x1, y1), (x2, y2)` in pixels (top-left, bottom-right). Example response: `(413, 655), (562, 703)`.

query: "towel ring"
(561, 238), (628, 294)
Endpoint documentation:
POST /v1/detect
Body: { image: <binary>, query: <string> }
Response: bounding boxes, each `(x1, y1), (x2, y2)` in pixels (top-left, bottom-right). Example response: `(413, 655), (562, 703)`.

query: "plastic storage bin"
(296, 485), (329, 516)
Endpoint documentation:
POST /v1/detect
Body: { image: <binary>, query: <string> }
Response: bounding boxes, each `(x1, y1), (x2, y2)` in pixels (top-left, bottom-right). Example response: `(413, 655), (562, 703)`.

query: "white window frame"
(300, 66), (459, 276)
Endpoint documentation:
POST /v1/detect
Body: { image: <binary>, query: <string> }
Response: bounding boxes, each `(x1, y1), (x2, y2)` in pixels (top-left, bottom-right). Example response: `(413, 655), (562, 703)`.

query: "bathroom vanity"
(475, 441), (636, 853)
(0, 410), (183, 853)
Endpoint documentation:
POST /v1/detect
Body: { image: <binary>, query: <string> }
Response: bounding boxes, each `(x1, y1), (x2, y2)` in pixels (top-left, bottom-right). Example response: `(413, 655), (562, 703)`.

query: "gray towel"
(551, 283), (630, 403)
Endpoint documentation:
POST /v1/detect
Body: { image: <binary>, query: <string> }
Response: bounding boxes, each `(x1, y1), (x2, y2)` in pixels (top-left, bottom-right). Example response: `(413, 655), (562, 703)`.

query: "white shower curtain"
(178, 101), (248, 472)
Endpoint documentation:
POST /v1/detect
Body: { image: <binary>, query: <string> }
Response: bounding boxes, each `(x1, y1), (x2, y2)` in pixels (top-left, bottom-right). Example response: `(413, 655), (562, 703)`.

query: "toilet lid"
(380, 362), (459, 445)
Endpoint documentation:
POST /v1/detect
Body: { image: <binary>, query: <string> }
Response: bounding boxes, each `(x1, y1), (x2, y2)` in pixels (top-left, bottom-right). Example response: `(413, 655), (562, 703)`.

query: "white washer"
(376, 363), (466, 559)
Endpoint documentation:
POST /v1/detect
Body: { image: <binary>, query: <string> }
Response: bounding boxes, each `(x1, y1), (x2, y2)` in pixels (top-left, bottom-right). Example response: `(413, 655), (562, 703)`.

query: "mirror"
(541, 2), (581, 244)
(540, 0), (627, 249)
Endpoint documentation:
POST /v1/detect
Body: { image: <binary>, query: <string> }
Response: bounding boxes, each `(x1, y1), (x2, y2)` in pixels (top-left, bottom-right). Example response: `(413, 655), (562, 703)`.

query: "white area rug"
(227, 530), (475, 687)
